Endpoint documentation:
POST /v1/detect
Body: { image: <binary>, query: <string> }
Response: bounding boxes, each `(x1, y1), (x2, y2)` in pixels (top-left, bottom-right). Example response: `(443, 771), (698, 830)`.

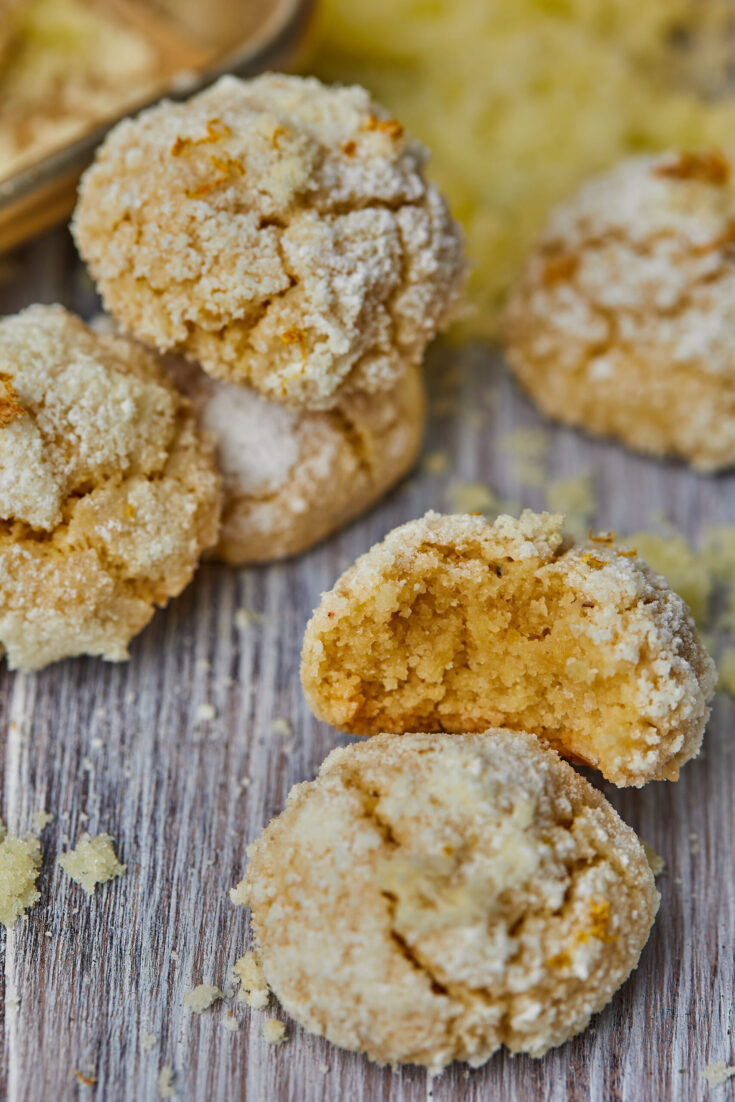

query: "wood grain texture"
(1, 226), (734, 1102)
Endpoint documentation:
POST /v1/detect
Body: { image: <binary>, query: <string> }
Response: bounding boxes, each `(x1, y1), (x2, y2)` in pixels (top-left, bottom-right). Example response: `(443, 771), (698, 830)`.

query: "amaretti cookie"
(300, 511), (716, 787)
(168, 359), (425, 563)
(504, 150), (735, 470)
(72, 73), (465, 411)
(235, 731), (659, 1070)
(0, 305), (221, 670)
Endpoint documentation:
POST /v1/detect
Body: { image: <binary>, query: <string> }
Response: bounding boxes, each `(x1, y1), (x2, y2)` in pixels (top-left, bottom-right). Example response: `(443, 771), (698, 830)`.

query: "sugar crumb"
(0, 826), (42, 927)
(263, 1018), (286, 1046)
(271, 717), (293, 738)
(157, 1066), (176, 1098)
(141, 1031), (158, 1052)
(704, 1062), (735, 1087)
(642, 842), (666, 878)
(58, 833), (126, 894)
(183, 984), (223, 1013)
(196, 703), (217, 723)
(222, 1013), (240, 1032)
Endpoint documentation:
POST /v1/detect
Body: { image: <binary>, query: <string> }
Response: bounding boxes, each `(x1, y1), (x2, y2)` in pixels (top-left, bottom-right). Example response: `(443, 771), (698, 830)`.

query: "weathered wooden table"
(1, 226), (734, 1102)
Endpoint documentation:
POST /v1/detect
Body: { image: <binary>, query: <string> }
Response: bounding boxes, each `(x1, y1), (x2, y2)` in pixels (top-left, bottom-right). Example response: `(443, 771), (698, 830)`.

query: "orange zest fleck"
(342, 139), (357, 157)
(546, 951), (571, 970)
(618, 548), (637, 558)
(171, 116), (232, 157)
(576, 899), (617, 944)
(589, 529), (616, 545)
(654, 149), (730, 186)
(72, 1070), (97, 1087)
(692, 219), (735, 256)
(126, 503), (137, 519)
(581, 552), (607, 570)
(272, 125), (289, 150)
(0, 371), (25, 428)
(543, 253), (578, 284)
(280, 325), (308, 362)
(186, 153), (245, 199)
(364, 113), (404, 140)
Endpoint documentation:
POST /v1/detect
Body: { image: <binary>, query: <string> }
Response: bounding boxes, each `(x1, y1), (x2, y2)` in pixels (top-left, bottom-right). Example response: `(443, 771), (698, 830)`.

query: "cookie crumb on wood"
(58, 832), (126, 894)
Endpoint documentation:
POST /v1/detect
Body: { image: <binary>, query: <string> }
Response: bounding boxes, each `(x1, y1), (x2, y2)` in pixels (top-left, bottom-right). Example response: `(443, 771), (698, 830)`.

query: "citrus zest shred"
(0, 372), (25, 429)
(654, 149), (730, 186)
(364, 113), (404, 139)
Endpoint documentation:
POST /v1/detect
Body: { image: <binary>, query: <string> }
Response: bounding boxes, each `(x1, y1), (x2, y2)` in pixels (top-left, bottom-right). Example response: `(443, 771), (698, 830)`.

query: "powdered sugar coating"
(504, 151), (735, 469)
(238, 730), (659, 1070)
(301, 511), (716, 786)
(73, 73), (465, 411)
(0, 305), (221, 670)
(169, 358), (424, 563)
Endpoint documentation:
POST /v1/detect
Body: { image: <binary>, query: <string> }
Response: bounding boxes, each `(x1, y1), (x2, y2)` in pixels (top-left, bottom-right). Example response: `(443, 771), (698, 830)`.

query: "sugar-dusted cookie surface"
(168, 359), (425, 564)
(73, 73), (465, 411)
(301, 511), (716, 787)
(236, 730), (659, 1070)
(0, 305), (221, 670)
(504, 151), (735, 470)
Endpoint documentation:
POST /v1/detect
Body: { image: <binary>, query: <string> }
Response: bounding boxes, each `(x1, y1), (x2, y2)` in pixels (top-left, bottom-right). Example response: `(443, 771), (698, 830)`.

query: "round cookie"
(504, 150), (735, 470)
(168, 359), (425, 564)
(235, 730), (659, 1071)
(300, 511), (716, 787)
(72, 73), (465, 411)
(0, 304), (221, 670)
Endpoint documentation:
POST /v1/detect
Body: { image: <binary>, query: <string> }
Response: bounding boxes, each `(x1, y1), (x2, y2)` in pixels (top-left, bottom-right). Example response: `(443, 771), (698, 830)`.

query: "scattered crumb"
(642, 842), (666, 878)
(319, 1062), (329, 1073)
(235, 609), (265, 631)
(79, 813), (89, 823)
(195, 658), (211, 672)
(141, 1032), (158, 1052)
(222, 1013), (240, 1032)
(423, 450), (449, 475)
(718, 649), (735, 697)
(58, 833), (126, 894)
(546, 474), (596, 535)
(31, 811), (53, 833)
(7, 993), (20, 1016)
(705, 1062), (735, 1087)
(72, 1070), (97, 1087)
(447, 481), (500, 515)
(0, 825), (42, 928)
(263, 1018), (286, 1046)
(90, 737), (104, 750)
(500, 427), (549, 486)
(157, 1066), (176, 1098)
(81, 757), (94, 774)
(233, 951), (270, 1009)
(690, 833), (701, 855)
(196, 703), (217, 723)
(183, 984), (223, 1013)
(271, 718), (293, 738)
(170, 950), (179, 961)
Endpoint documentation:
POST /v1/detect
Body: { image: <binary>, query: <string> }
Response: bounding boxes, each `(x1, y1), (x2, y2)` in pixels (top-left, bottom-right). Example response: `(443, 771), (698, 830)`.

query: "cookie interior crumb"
(183, 984), (223, 1013)
(57, 832), (126, 894)
(0, 823), (42, 928)
(301, 511), (715, 786)
(157, 1066), (176, 1098)
(263, 1018), (287, 1046)
(233, 951), (269, 1010)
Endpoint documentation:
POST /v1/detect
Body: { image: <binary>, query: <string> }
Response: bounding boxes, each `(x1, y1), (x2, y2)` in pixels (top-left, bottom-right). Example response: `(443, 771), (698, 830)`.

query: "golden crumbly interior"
(57, 832), (126, 894)
(239, 731), (659, 1070)
(307, 0), (735, 337)
(301, 512), (716, 787)
(73, 73), (465, 411)
(0, 823), (42, 928)
(168, 358), (425, 564)
(504, 151), (735, 470)
(0, 305), (221, 671)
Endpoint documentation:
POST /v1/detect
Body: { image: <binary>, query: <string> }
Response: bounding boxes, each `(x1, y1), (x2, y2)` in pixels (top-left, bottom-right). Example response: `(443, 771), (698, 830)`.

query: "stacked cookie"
(73, 73), (465, 563)
(234, 511), (716, 1071)
(0, 73), (464, 669)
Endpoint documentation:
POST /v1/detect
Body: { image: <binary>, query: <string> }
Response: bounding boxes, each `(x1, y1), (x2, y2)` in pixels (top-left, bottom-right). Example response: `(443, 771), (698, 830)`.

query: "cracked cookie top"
(72, 73), (466, 411)
(0, 305), (221, 669)
(300, 510), (716, 787)
(504, 150), (735, 469)
(236, 730), (659, 1070)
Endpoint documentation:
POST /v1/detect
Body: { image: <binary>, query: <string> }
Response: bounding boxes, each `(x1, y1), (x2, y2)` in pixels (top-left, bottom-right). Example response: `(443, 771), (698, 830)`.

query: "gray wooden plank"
(1, 225), (734, 1102)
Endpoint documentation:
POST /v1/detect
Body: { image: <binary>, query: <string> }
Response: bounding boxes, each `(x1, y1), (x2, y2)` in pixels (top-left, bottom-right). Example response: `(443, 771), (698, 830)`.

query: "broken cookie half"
(300, 511), (716, 787)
